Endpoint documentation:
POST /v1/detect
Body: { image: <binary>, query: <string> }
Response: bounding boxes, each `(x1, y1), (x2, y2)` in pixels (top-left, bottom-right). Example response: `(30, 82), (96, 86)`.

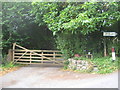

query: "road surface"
(0, 64), (118, 88)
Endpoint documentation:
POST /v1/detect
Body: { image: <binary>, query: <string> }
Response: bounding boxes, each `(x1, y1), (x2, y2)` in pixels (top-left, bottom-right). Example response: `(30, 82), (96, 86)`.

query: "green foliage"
(2, 62), (14, 68)
(32, 2), (120, 58)
(73, 56), (88, 60)
(2, 27), (30, 53)
(63, 60), (69, 70)
(56, 32), (86, 58)
(63, 65), (68, 70)
(91, 57), (119, 74)
(64, 60), (69, 66)
(32, 2), (120, 35)
(2, 2), (33, 54)
(2, 2), (56, 55)
(1, 62), (21, 71)
(2, 2), (33, 28)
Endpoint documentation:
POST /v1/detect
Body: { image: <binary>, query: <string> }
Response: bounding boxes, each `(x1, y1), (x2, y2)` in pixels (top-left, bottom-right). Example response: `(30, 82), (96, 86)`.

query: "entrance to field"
(12, 43), (64, 65)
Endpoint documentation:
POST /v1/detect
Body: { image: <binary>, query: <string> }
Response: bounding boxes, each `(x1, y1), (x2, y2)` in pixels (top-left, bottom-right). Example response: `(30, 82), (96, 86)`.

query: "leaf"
(53, 31), (57, 36)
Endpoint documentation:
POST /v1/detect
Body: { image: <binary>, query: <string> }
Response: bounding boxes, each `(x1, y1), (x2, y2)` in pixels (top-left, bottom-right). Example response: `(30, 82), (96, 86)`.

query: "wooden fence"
(12, 43), (64, 65)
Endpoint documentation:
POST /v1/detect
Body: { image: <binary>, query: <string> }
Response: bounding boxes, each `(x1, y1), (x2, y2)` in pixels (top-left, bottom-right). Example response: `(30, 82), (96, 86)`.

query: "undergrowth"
(1, 62), (21, 71)
(91, 57), (120, 74)
(64, 56), (120, 74)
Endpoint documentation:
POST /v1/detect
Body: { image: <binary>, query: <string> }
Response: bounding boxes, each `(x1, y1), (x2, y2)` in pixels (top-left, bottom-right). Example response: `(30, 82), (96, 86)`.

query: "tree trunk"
(104, 38), (107, 57)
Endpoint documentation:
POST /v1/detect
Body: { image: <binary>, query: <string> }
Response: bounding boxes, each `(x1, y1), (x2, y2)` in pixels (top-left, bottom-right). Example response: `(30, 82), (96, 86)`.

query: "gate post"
(30, 52), (32, 64)
(6, 49), (13, 62)
(53, 52), (55, 64)
(12, 43), (16, 62)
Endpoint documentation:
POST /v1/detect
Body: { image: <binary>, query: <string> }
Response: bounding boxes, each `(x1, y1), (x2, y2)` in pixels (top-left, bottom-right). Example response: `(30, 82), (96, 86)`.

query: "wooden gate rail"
(12, 43), (64, 65)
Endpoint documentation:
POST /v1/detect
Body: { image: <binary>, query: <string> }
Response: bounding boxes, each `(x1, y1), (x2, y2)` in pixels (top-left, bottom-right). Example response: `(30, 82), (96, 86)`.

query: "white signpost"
(103, 32), (117, 61)
(103, 32), (117, 37)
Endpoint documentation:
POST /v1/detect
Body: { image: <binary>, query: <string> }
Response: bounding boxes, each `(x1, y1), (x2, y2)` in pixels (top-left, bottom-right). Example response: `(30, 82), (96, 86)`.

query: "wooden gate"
(12, 43), (64, 65)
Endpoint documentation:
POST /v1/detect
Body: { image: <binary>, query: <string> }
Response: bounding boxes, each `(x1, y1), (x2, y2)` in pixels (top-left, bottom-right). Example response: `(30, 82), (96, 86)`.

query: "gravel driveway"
(0, 64), (118, 88)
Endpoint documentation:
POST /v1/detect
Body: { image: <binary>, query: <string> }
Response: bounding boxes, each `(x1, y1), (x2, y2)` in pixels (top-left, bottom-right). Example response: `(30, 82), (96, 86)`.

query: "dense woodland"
(1, 2), (120, 59)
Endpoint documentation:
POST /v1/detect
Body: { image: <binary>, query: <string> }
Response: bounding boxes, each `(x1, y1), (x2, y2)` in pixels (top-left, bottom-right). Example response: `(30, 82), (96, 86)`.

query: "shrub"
(91, 57), (119, 74)
(64, 60), (69, 66)
(73, 56), (88, 60)
(63, 66), (68, 70)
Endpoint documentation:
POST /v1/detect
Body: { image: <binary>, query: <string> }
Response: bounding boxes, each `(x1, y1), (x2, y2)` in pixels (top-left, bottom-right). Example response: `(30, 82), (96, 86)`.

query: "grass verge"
(0, 62), (22, 76)
(91, 57), (120, 74)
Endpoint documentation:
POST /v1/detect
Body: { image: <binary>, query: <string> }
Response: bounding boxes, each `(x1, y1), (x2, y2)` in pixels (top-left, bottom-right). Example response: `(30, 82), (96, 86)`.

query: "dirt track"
(0, 64), (118, 88)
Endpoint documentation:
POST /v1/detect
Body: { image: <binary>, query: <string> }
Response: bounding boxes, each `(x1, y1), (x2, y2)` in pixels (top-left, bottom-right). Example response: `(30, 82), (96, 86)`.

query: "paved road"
(0, 64), (118, 88)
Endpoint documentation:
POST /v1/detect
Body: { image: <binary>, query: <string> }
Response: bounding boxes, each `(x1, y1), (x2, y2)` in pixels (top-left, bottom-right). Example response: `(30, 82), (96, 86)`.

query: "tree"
(2, 2), (33, 54)
(2, 2), (56, 55)
(32, 2), (120, 57)
(32, 2), (119, 34)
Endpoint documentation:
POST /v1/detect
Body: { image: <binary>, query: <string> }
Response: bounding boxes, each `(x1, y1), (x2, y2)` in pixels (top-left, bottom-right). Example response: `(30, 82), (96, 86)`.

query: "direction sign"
(103, 32), (117, 36)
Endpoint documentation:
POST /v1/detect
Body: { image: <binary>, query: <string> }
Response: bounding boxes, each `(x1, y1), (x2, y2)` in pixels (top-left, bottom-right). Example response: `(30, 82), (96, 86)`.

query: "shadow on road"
(24, 64), (64, 68)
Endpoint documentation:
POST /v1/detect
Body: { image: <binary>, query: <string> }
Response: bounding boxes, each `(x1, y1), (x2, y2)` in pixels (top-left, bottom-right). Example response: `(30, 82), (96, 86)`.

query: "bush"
(64, 60), (69, 66)
(63, 60), (69, 70)
(63, 66), (68, 70)
(73, 56), (88, 60)
(1, 61), (21, 71)
(91, 57), (119, 74)
(56, 33), (86, 58)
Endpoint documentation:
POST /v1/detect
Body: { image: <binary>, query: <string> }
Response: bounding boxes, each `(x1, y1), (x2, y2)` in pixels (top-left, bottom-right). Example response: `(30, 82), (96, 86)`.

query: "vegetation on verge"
(91, 57), (120, 74)
(64, 56), (120, 74)
(0, 62), (22, 76)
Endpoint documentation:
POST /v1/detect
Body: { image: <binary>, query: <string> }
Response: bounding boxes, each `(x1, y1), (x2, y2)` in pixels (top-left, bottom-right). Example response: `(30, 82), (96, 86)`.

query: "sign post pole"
(103, 38), (107, 57)
(111, 47), (116, 62)
(103, 32), (117, 61)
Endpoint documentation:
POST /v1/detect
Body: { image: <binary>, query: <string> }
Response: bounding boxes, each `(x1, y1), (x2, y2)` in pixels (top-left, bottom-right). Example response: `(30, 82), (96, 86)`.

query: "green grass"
(91, 57), (119, 74)
(1, 62), (21, 71)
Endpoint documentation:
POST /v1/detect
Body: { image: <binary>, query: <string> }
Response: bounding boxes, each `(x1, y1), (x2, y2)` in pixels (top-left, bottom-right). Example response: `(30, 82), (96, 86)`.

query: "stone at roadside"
(68, 58), (94, 72)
